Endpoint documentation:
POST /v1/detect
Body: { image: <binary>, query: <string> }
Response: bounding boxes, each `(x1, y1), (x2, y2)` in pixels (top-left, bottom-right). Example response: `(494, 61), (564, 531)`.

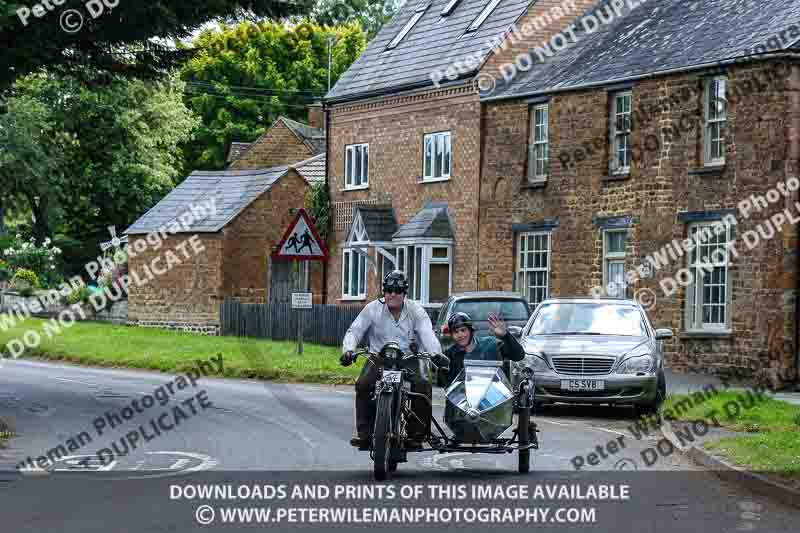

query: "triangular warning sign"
(272, 208), (329, 261)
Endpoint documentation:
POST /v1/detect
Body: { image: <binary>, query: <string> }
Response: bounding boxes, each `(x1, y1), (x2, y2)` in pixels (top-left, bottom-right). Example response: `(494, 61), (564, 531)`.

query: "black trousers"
(355, 357), (432, 439)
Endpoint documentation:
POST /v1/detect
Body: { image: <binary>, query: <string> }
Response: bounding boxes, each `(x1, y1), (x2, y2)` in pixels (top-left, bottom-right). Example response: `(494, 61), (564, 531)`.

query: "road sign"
(273, 209), (329, 261)
(292, 292), (313, 309)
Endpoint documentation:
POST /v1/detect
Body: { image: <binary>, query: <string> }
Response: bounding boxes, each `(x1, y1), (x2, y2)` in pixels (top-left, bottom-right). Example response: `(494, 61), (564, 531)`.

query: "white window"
(342, 249), (367, 299)
(528, 104), (549, 181)
(386, 3), (429, 50)
(466, 0), (502, 32)
(603, 229), (628, 298)
(610, 91), (632, 174)
(441, 0), (461, 16)
(685, 221), (733, 331)
(516, 232), (550, 306)
(704, 76), (727, 166)
(423, 132), (451, 181)
(345, 144), (369, 189)
(394, 244), (451, 305)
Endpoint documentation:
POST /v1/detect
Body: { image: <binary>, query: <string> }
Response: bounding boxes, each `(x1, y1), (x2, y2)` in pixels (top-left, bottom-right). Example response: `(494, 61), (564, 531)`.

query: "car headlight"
(515, 353), (549, 374)
(617, 354), (654, 374)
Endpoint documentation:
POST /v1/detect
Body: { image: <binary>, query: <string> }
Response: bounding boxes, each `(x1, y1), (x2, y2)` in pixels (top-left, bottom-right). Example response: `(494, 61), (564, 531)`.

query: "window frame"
(422, 131), (452, 181)
(704, 76), (728, 167)
(341, 248), (368, 300)
(392, 242), (452, 306)
(602, 229), (628, 299)
(684, 221), (733, 332)
(515, 232), (551, 306)
(609, 91), (632, 174)
(528, 104), (549, 182)
(344, 143), (369, 190)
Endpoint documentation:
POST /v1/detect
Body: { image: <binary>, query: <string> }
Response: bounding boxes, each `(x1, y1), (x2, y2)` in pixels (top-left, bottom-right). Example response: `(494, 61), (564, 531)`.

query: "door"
(269, 259), (305, 304)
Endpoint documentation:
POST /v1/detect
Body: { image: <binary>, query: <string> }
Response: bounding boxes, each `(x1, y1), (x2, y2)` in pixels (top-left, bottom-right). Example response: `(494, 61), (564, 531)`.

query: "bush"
(2, 234), (62, 288)
(64, 285), (91, 306)
(11, 268), (41, 297)
(0, 259), (9, 282)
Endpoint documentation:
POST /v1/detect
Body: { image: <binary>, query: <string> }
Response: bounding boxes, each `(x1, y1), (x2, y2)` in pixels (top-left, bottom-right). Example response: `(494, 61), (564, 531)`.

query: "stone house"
(324, 0), (597, 311)
(477, 0), (800, 387)
(125, 108), (327, 334)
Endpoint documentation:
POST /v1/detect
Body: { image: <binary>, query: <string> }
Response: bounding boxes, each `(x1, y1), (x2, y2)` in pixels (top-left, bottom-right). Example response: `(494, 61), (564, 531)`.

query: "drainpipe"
(323, 101), (331, 305)
(791, 61), (800, 389)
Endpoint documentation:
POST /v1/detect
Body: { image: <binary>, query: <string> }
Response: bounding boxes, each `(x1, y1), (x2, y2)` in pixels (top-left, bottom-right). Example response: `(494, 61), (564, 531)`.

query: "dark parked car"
(433, 292), (533, 385)
(511, 298), (671, 415)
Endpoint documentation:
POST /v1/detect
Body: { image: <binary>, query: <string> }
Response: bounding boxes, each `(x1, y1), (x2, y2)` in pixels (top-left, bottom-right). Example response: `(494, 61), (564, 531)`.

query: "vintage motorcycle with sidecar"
(350, 342), (540, 480)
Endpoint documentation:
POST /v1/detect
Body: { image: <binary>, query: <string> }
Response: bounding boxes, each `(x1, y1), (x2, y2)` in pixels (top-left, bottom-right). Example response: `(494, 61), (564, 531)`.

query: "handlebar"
(352, 349), (448, 369)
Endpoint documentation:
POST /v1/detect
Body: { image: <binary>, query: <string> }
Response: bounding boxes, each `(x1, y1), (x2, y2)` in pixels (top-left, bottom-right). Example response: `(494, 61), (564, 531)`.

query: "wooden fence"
(220, 298), (440, 347)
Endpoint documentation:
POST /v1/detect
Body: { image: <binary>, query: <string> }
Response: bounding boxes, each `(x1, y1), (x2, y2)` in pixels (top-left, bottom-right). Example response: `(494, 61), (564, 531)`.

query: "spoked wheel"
(373, 393), (393, 481)
(517, 406), (531, 474)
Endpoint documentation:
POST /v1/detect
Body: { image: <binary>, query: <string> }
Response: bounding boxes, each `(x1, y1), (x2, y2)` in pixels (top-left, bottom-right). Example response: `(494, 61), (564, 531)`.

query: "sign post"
(273, 209), (329, 355)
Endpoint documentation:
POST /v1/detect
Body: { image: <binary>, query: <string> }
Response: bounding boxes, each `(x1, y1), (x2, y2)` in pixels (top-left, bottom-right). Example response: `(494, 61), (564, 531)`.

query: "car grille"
(550, 356), (616, 376)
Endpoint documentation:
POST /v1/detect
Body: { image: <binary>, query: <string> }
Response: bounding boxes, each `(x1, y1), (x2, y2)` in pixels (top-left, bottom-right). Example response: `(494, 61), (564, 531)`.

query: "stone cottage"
(125, 108), (327, 334)
(478, 0), (800, 387)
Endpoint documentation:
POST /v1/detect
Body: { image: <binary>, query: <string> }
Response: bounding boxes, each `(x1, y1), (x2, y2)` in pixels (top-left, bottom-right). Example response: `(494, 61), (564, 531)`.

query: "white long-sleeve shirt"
(342, 299), (442, 355)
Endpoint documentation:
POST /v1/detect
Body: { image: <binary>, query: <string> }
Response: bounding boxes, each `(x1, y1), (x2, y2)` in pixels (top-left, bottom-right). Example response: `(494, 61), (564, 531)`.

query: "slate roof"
(293, 153), (326, 184)
(326, 0), (533, 101)
(489, 0), (800, 101)
(393, 202), (455, 240)
(355, 205), (398, 242)
(282, 117), (326, 155)
(226, 142), (252, 163)
(125, 153), (327, 235)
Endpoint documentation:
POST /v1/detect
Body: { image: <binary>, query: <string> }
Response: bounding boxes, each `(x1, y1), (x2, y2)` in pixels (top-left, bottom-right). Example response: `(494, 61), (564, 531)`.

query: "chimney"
(307, 102), (324, 130)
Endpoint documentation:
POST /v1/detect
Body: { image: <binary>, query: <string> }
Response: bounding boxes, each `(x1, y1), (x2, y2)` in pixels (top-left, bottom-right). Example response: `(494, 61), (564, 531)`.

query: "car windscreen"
(452, 299), (530, 322)
(526, 302), (648, 337)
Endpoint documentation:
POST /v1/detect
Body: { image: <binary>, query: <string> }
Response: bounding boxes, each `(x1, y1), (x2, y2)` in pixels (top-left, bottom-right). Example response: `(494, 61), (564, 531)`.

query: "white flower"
(15, 234), (21, 240)
(4, 248), (14, 256)
(44, 237), (51, 246)
(52, 247), (61, 255)
(50, 265), (55, 270)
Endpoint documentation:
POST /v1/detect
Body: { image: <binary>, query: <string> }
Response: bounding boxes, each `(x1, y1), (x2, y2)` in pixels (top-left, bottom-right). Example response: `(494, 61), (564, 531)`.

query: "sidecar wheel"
(373, 393), (393, 481)
(517, 407), (531, 474)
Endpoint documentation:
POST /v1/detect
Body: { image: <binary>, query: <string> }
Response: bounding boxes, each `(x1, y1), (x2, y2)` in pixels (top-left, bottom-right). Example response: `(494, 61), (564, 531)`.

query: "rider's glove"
(340, 351), (355, 367)
(433, 353), (450, 368)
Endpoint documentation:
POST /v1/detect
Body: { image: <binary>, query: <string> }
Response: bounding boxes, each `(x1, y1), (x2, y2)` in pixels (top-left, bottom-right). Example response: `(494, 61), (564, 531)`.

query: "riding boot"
(407, 383), (432, 441)
(354, 359), (380, 440)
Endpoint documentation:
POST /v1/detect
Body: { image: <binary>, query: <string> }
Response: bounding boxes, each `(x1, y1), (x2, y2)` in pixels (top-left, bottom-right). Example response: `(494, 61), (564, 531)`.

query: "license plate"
(561, 379), (605, 391)
(383, 371), (402, 383)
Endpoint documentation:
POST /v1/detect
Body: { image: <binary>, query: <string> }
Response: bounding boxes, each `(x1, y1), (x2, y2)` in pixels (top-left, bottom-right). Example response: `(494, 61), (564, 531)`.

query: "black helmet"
(448, 312), (474, 333)
(382, 270), (409, 294)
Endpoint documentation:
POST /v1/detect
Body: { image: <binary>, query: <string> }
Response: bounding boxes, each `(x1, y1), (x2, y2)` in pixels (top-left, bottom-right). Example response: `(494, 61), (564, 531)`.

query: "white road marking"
(52, 377), (95, 387)
(537, 418), (573, 427)
(586, 425), (628, 437)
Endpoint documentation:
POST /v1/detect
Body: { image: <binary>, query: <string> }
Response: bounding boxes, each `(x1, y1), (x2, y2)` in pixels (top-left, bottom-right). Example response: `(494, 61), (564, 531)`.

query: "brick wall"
(326, 84), (482, 304)
(229, 120), (313, 170)
(127, 233), (224, 334)
(480, 60), (799, 386)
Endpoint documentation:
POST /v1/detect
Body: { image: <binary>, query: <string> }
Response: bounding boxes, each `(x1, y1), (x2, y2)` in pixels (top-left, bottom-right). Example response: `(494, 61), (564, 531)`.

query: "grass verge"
(0, 317), (362, 384)
(663, 391), (800, 478)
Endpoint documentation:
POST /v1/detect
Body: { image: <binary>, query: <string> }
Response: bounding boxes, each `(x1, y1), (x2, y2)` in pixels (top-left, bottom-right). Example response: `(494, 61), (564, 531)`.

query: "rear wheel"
(373, 393), (393, 481)
(517, 406), (531, 474)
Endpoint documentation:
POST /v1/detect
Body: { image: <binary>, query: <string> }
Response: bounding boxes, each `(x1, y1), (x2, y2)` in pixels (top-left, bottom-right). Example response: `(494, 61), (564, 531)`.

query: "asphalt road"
(0, 359), (798, 532)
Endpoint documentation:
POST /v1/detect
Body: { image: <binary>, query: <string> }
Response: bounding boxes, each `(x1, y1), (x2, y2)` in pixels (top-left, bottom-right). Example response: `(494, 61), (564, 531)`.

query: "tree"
(0, 0), (315, 90)
(181, 19), (367, 170)
(314, 0), (404, 38)
(0, 72), (199, 272)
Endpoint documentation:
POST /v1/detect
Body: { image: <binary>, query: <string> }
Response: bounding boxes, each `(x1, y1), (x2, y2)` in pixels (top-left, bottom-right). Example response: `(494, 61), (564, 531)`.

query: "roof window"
(386, 2), (431, 50)
(441, 0), (462, 16)
(466, 0), (502, 32)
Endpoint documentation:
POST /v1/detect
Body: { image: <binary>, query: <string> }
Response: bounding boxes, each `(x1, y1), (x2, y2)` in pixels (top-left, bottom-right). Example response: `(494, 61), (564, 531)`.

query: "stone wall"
(480, 60), (800, 386)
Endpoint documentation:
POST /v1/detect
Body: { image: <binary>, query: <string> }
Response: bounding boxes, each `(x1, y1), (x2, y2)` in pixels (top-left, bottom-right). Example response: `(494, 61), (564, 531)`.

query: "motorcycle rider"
(444, 312), (525, 385)
(340, 270), (445, 450)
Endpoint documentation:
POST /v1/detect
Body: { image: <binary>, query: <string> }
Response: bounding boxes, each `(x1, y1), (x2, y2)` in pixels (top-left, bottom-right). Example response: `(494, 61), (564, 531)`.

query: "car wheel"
(634, 372), (666, 418)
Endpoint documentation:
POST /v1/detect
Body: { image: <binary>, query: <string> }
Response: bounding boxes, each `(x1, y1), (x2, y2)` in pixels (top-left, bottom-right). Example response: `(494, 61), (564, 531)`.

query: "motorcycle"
(351, 342), (539, 481)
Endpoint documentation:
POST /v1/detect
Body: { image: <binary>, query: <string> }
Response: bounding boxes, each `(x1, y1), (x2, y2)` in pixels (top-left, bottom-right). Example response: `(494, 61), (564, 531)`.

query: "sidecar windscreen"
(444, 361), (515, 443)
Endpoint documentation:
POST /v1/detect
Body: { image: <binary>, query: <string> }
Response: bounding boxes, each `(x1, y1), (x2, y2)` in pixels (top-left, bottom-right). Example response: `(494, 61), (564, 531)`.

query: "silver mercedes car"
(512, 298), (671, 415)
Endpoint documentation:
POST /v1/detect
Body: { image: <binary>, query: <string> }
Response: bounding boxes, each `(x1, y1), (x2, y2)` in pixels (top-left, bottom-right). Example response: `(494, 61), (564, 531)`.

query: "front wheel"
(373, 392), (393, 481)
(517, 406), (531, 474)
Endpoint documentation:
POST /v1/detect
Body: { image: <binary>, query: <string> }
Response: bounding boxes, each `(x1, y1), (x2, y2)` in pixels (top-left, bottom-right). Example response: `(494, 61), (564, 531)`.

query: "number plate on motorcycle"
(561, 379), (604, 391)
(383, 371), (402, 383)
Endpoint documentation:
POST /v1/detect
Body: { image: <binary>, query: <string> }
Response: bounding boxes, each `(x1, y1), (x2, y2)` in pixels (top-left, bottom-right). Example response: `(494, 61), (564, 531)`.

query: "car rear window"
(452, 300), (530, 322)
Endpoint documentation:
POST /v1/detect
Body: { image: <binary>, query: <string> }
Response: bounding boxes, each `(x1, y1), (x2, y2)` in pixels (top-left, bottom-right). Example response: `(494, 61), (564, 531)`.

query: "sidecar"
(443, 360), (516, 443)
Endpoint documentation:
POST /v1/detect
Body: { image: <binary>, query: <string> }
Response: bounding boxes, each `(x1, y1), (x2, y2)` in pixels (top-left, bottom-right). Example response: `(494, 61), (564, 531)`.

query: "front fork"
(516, 378), (539, 448)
